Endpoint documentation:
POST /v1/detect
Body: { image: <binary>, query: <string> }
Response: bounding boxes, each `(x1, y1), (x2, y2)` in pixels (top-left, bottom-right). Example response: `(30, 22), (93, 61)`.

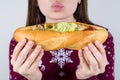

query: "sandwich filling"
(32, 22), (92, 32)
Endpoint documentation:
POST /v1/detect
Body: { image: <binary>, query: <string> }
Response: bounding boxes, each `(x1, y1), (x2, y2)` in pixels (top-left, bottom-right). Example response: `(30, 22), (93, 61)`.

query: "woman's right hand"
(11, 38), (43, 80)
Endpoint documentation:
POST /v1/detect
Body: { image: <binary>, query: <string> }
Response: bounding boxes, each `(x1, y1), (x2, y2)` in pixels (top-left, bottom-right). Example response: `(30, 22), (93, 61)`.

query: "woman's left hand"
(76, 40), (108, 79)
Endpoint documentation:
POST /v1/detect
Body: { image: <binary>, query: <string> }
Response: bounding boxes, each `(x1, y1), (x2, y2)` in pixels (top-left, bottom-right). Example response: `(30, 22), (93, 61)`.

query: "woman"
(9, 0), (114, 80)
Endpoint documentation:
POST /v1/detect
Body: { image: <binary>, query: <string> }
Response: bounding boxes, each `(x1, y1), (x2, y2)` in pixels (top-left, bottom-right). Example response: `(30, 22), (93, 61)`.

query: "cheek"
(37, 1), (50, 15)
(66, 3), (78, 14)
(38, 6), (47, 16)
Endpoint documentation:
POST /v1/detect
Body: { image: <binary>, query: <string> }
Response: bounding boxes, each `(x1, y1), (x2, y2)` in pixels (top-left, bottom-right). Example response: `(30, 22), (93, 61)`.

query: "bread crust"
(13, 22), (108, 51)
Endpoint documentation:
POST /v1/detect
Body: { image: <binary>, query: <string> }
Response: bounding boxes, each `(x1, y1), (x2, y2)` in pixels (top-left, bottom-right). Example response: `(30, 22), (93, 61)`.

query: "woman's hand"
(76, 40), (108, 79)
(11, 39), (44, 80)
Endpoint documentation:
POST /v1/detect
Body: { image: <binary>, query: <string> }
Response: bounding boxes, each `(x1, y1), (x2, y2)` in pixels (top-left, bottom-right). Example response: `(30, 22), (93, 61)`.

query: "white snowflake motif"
(49, 48), (73, 68)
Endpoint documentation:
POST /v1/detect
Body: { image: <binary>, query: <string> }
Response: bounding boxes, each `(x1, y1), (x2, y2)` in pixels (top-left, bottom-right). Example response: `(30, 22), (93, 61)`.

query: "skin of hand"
(76, 40), (109, 79)
(11, 38), (44, 80)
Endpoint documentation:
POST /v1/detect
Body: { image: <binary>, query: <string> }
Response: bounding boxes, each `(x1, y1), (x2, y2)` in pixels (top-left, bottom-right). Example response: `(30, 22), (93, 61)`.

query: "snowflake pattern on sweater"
(50, 48), (73, 68)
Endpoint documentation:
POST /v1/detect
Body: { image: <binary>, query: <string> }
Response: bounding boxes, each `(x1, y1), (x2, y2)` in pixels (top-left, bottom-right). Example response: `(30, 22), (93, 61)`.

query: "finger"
(94, 41), (106, 56)
(13, 41), (34, 69)
(83, 47), (99, 72)
(94, 41), (108, 73)
(30, 49), (44, 69)
(78, 50), (86, 68)
(21, 45), (42, 71)
(88, 43), (105, 65)
(11, 38), (26, 65)
(94, 41), (108, 64)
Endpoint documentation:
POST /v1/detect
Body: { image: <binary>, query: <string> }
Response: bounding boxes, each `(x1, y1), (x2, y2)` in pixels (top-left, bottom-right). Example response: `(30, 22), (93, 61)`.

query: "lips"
(51, 2), (63, 12)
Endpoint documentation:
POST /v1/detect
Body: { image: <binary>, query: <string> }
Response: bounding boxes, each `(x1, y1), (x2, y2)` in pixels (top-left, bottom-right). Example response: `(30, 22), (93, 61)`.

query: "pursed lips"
(51, 2), (64, 12)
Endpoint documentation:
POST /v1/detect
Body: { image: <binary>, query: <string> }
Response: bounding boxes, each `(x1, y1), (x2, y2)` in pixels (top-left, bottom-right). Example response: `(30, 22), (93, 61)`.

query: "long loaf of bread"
(13, 22), (108, 51)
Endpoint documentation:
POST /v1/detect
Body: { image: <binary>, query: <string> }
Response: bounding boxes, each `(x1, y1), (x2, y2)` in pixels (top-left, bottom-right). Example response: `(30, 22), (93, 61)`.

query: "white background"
(0, 0), (120, 80)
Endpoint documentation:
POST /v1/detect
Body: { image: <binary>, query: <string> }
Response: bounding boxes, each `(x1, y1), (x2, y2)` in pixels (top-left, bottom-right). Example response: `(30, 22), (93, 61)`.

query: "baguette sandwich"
(13, 22), (108, 51)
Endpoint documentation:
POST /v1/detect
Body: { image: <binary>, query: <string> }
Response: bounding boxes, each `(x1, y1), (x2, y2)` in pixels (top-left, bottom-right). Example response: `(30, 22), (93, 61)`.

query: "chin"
(49, 12), (67, 18)
(47, 16), (68, 21)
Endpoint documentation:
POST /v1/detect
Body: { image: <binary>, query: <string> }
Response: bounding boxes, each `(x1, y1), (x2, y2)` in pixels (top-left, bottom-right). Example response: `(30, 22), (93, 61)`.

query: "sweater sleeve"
(97, 31), (115, 80)
(9, 38), (27, 80)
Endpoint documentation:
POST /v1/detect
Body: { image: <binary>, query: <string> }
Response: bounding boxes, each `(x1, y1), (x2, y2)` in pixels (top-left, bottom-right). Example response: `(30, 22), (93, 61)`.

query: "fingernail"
(28, 41), (34, 46)
(21, 38), (26, 42)
(95, 40), (100, 45)
(79, 50), (82, 53)
(84, 47), (88, 51)
(36, 45), (41, 50)
(88, 43), (93, 48)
